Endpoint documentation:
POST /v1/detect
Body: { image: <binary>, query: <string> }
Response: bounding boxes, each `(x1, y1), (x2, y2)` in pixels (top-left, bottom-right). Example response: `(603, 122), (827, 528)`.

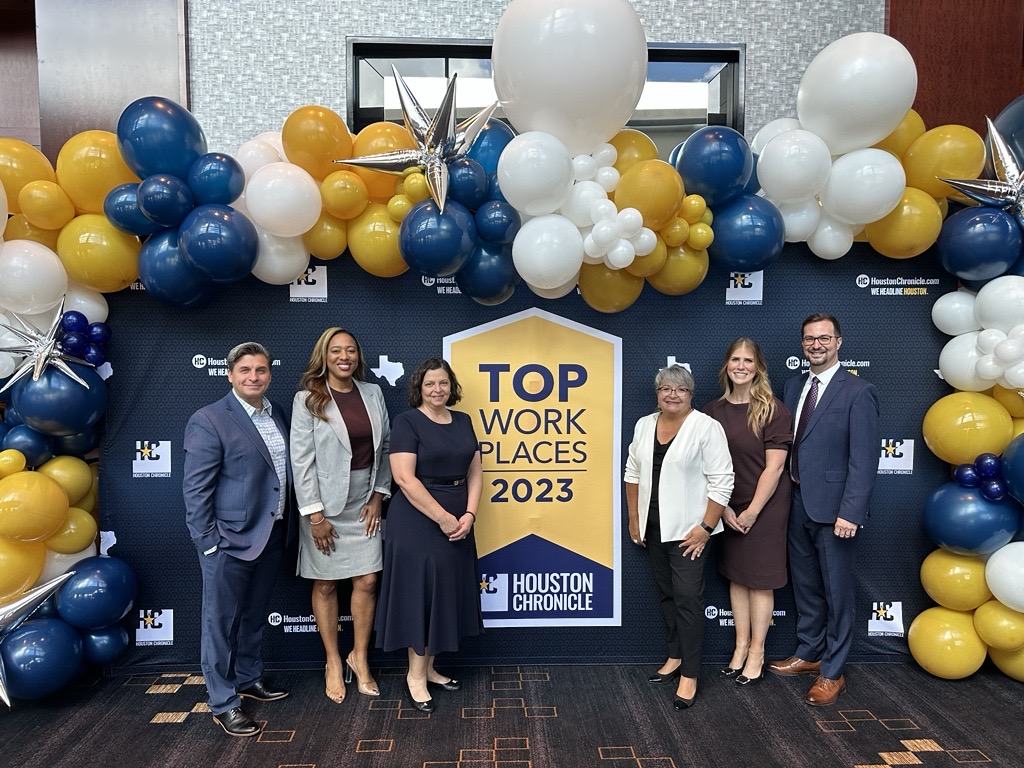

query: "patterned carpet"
(1, 663), (1021, 768)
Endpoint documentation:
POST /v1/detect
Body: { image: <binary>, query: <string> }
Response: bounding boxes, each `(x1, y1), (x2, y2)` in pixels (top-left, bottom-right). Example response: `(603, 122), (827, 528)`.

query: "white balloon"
(797, 32), (917, 154)
(931, 290), (980, 335)
(0, 239), (68, 314)
(631, 228), (657, 256)
(605, 239), (635, 269)
(63, 282), (109, 323)
(778, 198), (821, 242)
(512, 214), (584, 289)
(560, 181), (608, 227)
(591, 219), (619, 247)
(938, 331), (990, 392)
(977, 328), (1008, 354)
(590, 199), (618, 223)
(594, 166), (620, 192)
(820, 149), (906, 226)
(1004, 361), (1024, 388)
(572, 154), (598, 181)
(975, 354), (1004, 381)
(616, 208), (643, 237)
(807, 214), (853, 260)
(253, 130), (285, 158)
(38, 541), (98, 584)
(235, 139), (282, 182)
(496, 131), (574, 216)
(492, 0), (647, 155)
(975, 276), (1024, 333)
(750, 117), (802, 154)
(985, 542), (1024, 612)
(995, 338), (1024, 365)
(251, 228), (311, 285)
(592, 143), (617, 168)
(583, 233), (607, 259)
(1009, 324), (1024, 339)
(0, 352), (15, 378)
(757, 129), (832, 203)
(245, 162), (322, 238)
(528, 273), (579, 299)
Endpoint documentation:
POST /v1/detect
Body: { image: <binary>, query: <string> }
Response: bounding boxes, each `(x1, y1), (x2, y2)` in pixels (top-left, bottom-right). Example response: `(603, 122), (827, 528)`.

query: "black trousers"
(646, 533), (705, 677)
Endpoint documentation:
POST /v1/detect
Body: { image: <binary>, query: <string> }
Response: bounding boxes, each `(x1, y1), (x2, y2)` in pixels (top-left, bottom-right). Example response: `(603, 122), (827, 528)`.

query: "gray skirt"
(297, 467), (382, 580)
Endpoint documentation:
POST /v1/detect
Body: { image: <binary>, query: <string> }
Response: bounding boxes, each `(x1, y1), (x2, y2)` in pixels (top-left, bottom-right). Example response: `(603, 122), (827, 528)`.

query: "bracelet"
(699, 521), (714, 535)
(466, 511), (476, 519)
(310, 515), (327, 526)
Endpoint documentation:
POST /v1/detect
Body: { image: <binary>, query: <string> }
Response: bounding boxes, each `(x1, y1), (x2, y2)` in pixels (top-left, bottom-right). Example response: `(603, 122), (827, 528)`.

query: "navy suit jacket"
(783, 367), (880, 525)
(183, 392), (294, 561)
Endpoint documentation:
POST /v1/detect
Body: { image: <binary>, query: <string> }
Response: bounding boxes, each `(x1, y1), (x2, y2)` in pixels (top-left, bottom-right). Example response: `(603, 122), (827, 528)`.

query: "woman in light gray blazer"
(291, 327), (391, 704)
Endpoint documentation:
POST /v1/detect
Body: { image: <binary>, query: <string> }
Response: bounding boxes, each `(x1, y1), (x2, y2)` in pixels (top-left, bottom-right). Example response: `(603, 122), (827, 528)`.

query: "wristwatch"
(699, 521), (714, 535)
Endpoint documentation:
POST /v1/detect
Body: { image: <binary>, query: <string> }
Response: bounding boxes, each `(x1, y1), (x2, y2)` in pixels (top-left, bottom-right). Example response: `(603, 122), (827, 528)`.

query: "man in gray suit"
(184, 342), (293, 737)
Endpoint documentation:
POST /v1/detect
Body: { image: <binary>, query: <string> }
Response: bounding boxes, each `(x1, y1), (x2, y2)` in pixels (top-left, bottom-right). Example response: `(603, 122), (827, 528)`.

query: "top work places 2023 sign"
(445, 309), (622, 628)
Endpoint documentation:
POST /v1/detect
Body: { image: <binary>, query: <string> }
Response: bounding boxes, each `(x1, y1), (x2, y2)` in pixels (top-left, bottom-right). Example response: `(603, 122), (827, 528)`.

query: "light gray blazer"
(290, 380), (392, 517)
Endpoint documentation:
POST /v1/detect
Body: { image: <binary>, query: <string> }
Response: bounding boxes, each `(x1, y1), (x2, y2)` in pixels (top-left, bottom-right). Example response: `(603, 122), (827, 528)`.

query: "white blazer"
(624, 410), (734, 542)
(290, 380), (392, 517)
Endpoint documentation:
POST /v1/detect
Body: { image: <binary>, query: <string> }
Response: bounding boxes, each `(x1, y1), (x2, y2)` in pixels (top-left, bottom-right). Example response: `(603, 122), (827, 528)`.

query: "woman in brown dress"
(703, 338), (792, 685)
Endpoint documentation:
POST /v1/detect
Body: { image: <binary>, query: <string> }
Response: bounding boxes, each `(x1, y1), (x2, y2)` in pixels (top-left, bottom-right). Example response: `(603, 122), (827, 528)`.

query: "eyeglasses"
(657, 386), (691, 396)
(802, 335), (835, 346)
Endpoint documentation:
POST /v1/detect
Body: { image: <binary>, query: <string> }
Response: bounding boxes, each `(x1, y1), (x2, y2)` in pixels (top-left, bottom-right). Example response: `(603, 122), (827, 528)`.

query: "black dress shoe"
(647, 666), (682, 684)
(428, 676), (462, 691)
(673, 693), (696, 710)
(405, 682), (435, 713)
(719, 666), (742, 678)
(213, 707), (262, 737)
(239, 679), (289, 701)
(735, 665), (764, 686)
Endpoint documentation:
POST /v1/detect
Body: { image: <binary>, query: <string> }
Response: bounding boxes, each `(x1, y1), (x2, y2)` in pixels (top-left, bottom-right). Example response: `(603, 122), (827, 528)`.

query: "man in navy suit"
(768, 314), (879, 706)
(184, 342), (293, 737)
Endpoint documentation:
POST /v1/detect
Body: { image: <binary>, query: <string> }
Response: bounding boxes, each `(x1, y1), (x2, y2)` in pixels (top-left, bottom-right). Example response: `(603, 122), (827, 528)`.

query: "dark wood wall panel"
(0, 7), (40, 146)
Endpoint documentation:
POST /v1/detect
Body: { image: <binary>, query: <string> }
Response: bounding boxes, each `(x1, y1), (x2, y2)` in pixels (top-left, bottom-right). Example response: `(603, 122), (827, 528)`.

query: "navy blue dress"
(374, 408), (483, 654)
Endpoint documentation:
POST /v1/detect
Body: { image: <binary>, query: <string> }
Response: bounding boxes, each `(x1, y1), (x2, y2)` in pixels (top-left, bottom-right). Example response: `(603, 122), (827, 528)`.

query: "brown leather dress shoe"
(805, 675), (846, 706)
(767, 656), (821, 677)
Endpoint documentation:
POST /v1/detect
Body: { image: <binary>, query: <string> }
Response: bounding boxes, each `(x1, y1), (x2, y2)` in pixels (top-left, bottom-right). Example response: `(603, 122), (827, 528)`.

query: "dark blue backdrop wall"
(102, 242), (954, 671)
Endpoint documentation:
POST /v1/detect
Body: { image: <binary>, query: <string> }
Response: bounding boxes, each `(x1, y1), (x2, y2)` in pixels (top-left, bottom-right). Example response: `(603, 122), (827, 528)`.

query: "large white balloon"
(64, 282), (109, 323)
(975, 276), (1024, 333)
(251, 228), (311, 285)
(807, 214), (853, 260)
(235, 139), (282, 182)
(820, 149), (906, 226)
(778, 198), (821, 242)
(797, 33), (917, 155)
(938, 332), (990, 392)
(512, 214), (584, 289)
(245, 162), (322, 238)
(757, 130), (832, 203)
(492, 0), (647, 155)
(529, 273), (579, 299)
(497, 132), (574, 216)
(0, 239), (69, 314)
(931, 290), (980, 336)
(560, 180), (608, 227)
(986, 542), (1024, 612)
(750, 117), (802, 154)
(254, 131), (286, 158)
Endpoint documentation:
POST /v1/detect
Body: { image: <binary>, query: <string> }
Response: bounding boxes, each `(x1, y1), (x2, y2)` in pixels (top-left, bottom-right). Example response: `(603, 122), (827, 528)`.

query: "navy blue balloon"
(60, 311), (89, 335)
(954, 463), (981, 487)
(12, 363), (107, 437)
(744, 153), (761, 195)
(1001, 433), (1024, 503)
(0, 618), (83, 700)
(960, 250), (1024, 291)
(81, 625), (130, 665)
(667, 140), (684, 168)
(474, 200), (521, 244)
(399, 200), (478, 277)
(139, 228), (217, 307)
(922, 481), (1022, 555)
(991, 94), (1024, 175)
(103, 183), (162, 237)
(981, 478), (1008, 502)
(117, 96), (208, 180)
(2, 424), (52, 466)
(707, 193), (785, 271)
(60, 331), (88, 358)
(466, 120), (516, 176)
(137, 173), (195, 228)
(0, 423), (7, 444)
(974, 452), (1003, 479)
(455, 241), (518, 306)
(179, 204), (259, 283)
(448, 158), (489, 210)
(53, 427), (100, 457)
(83, 344), (107, 367)
(674, 126), (753, 207)
(57, 556), (138, 630)
(34, 595), (59, 618)
(487, 174), (508, 204)
(938, 208), (1023, 281)
(4, 405), (23, 426)
(188, 152), (245, 206)
(87, 322), (112, 346)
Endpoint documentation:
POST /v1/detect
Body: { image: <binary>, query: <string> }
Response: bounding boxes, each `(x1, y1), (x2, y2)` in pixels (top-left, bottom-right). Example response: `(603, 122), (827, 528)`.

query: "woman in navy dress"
(374, 358), (483, 712)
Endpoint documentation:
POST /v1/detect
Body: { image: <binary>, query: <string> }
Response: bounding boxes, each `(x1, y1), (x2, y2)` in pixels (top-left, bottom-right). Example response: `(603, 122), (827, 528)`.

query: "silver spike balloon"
(0, 296), (94, 395)
(942, 117), (1024, 230)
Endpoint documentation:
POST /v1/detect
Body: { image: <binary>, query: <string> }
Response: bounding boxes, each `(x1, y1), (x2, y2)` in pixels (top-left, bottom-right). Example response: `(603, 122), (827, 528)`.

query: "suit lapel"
(325, 393), (352, 454)
(223, 392), (276, 471)
(355, 380), (381, 450)
(801, 368), (847, 440)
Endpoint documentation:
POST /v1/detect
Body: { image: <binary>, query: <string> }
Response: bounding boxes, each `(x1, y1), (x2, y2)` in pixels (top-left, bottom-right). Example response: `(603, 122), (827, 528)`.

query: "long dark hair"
(299, 327), (366, 420)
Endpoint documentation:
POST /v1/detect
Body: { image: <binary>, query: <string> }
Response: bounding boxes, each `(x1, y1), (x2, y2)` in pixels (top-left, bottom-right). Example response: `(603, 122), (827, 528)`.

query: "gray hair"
(227, 341), (271, 370)
(654, 364), (694, 393)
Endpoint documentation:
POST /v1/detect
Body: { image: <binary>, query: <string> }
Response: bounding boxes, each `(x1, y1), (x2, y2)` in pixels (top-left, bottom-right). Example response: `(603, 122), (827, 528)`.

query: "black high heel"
(673, 679), (697, 710)
(647, 666), (682, 684)
(404, 681), (435, 713)
(719, 666), (742, 678)
(736, 664), (765, 686)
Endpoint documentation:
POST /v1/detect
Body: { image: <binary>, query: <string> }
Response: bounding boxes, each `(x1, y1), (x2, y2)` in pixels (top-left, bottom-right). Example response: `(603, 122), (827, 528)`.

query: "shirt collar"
(809, 360), (842, 387)
(232, 389), (272, 417)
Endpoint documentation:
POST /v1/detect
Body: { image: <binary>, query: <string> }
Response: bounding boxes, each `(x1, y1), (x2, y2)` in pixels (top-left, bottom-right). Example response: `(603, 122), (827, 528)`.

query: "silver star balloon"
(942, 117), (1024, 229)
(0, 296), (94, 394)
(338, 66), (498, 211)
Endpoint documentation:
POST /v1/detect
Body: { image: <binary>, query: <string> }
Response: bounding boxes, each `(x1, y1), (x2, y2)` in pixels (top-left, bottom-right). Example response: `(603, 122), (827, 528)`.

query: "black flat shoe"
(673, 693), (696, 710)
(648, 667), (682, 684)
(736, 665), (764, 686)
(213, 707), (262, 737)
(239, 679), (289, 701)
(719, 666), (742, 678)
(405, 682), (435, 713)
(428, 676), (462, 691)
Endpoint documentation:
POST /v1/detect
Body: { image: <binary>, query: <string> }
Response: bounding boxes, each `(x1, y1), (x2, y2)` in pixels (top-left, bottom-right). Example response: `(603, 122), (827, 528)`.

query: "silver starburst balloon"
(338, 66), (498, 211)
(942, 118), (1024, 229)
(0, 296), (94, 395)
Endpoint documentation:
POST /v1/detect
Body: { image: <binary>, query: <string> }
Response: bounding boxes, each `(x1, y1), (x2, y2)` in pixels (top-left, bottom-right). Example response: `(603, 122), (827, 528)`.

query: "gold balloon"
(922, 392), (1014, 465)
(678, 194), (707, 225)
(578, 263), (644, 313)
(18, 180), (76, 230)
(57, 214), (141, 292)
(1013, 418), (1024, 440)
(614, 160), (684, 231)
(282, 105), (353, 181)
(989, 644), (1024, 682)
(864, 186), (943, 259)
(700, 208), (714, 225)
(903, 124), (986, 198)
(403, 172), (431, 204)
(0, 449), (27, 478)
(45, 507), (98, 554)
(991, 385), (1024, 418)
(974, 600), (1024, 651)
(302, 212), (348, 260)
(626, 234), (668, 277)
(919, 548), (991, 611)
(647, 245), (709, 296)
(4, 213), (61, 250)
(609, 128), (659, 175)
(56, 130), (139, 213)
(0, 537), (46, 603)
(0, 137), (56, 214)
(386, 194), (413, 223)
(76, 484), (97, 515)
(347, 203), (407, 277)
(873, 108), (926, 158)
(346, 122), (417, 203)
(936, 196), (949, 218)
(908, 606), (986, 680)
(658, 217), (690, 248)
(0, 471), (70, 542)
(687, 222), (715, 250)
(320, 170), (369, 220)
(38, 456), (93, 506)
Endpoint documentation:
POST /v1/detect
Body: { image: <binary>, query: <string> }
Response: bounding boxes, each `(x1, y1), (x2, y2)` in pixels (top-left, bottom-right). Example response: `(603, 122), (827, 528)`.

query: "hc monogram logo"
(872, 602), (894, 622)
(295, 266), (317, 286)
(880, 439), (904, 459)
(732, 273), (753, 288)
(135, 441), (161, 461)
(139, 609), (164, 629)
(480, 575), (499, 594)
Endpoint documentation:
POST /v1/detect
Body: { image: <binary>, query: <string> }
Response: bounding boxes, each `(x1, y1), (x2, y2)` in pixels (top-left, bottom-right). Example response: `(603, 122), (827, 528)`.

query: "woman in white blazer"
(291, 327), (391, 704)
(625, 364), (733, 711)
